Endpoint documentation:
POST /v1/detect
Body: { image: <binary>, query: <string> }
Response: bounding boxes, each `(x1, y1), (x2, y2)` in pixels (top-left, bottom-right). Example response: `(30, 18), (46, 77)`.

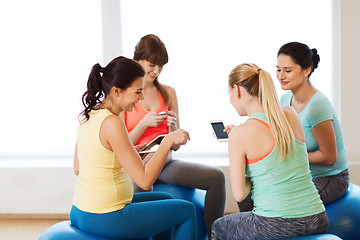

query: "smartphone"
(158, 111), (167, 116)
(210, 120), (228, 142)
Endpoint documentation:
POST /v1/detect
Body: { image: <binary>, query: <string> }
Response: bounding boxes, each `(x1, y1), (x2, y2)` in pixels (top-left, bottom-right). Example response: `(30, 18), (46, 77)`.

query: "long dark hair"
(133, 34), (170, 105)
(80, 56), (145, 121)
(277, 42), (320, 80)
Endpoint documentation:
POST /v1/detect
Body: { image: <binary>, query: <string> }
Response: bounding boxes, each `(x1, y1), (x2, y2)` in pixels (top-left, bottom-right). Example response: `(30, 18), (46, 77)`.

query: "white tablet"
(139, 134), (166, 154)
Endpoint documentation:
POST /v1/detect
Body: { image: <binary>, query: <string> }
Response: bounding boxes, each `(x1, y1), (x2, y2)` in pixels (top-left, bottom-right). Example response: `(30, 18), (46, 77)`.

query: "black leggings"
(133, 159), (226, 237)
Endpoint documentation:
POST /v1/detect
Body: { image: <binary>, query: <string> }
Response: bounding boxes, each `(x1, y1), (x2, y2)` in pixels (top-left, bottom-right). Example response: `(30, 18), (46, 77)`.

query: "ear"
(111, 86), (122, 96)
(233, 84), (241, 98)
(304, 66), (312, 77)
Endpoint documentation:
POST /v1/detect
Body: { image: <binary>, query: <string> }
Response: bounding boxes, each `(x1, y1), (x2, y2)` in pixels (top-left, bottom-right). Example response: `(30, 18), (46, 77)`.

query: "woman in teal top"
(211, 63), (327, 239)
(277, 42), (349, 205)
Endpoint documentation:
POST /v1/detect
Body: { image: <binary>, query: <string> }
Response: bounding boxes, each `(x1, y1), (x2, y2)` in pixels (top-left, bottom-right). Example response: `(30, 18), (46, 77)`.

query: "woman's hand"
(165, 129), (190, 146)
(134, 143), (147, 153)
(224, 124), (235, 135)
(166, 111), (178, 131)
(140, 112), (167, 128)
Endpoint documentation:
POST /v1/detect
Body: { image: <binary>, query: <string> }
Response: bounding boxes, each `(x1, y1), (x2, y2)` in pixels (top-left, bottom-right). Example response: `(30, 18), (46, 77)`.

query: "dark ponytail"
(81, 63), (104, 121)
(80, 56), (145, 122)
(277, 42), (320, 80)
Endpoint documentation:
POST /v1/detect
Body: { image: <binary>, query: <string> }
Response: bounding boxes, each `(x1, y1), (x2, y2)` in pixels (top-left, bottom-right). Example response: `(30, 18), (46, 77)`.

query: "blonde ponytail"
(258, 69), (295, 159)
(229, 63), (295, 159)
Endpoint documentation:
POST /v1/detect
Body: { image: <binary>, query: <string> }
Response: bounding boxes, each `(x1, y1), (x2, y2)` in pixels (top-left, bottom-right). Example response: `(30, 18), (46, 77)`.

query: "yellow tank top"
(73, 109), (133, 213)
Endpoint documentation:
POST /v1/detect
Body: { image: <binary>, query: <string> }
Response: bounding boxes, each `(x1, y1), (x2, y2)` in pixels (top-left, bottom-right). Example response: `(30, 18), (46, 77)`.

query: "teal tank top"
(246, 113), (325, 218)
(281, 91), (348, 178)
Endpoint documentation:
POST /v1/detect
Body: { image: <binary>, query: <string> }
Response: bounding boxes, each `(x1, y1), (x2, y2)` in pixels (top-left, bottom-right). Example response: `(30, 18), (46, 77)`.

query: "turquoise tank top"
(246, 113), (325, 218)
(281, 91), (348, 178)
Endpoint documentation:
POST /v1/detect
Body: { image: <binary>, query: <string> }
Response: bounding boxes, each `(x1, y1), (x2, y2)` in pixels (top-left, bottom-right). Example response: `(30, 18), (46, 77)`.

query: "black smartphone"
(210, 121), (228, 142)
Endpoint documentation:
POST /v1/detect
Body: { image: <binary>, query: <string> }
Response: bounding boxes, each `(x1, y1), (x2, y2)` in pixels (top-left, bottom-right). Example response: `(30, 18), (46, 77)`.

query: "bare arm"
(73, 143), (79, 176)
(308, 120), (337, 166)
(166, 86), (180, 150)
(120, 111), (167, 145)
(101, 115), (189, 190)
(228, 126), (252, 202)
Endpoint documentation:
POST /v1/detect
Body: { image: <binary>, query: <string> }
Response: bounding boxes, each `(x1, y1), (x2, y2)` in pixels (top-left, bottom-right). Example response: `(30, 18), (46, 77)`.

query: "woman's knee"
(211, 217), (225, 238)
(182, 200), (196, 218)
(207, 167), (225, 186)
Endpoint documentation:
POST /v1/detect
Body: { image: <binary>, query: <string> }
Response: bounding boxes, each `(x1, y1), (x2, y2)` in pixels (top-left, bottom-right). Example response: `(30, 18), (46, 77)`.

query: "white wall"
(1, 166), (76, 214)
(340, 0), (360, 186)
(0, 0), (359, 215)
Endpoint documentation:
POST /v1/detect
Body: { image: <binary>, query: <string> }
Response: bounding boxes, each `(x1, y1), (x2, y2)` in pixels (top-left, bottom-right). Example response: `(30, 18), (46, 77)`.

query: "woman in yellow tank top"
(70, 56), (196, 240)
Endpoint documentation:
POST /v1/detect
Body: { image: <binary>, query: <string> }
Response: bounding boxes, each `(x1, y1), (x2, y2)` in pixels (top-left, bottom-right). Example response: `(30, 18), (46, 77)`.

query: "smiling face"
(276, 54), (310, 91)
(137, 59), (163, 83)
(118, 76), (145, 112)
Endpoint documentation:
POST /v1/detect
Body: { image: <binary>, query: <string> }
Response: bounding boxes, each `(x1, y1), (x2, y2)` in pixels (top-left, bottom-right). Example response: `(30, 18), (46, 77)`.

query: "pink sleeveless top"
(124, 91), (169, 145)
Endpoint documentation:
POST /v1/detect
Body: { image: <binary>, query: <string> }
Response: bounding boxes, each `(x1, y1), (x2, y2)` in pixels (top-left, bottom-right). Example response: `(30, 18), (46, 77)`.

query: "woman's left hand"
(166, 111), (178, 131)
(134, 143), (147, 152)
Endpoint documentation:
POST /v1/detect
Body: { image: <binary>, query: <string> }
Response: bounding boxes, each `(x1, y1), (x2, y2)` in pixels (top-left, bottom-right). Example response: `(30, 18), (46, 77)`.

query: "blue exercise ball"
(285, 233), (342, 240)
(325, 183), (360, 240)
(38, 220), (149, 240)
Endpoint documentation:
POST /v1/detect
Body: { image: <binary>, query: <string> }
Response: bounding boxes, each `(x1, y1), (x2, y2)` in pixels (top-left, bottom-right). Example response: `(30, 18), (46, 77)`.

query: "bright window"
(0, 0), (102, 158)
(0, 0), (333, 159)
(120, 0), (332, 156)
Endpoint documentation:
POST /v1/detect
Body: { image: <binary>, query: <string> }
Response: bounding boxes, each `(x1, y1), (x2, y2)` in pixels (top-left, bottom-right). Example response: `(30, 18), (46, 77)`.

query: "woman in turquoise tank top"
(277, 42), (349, 205)
(211, 63), (328, 239)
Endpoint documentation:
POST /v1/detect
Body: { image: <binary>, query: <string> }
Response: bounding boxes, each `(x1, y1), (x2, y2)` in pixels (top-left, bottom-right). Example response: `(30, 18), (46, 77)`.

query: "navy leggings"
(70, 192), (197, 240)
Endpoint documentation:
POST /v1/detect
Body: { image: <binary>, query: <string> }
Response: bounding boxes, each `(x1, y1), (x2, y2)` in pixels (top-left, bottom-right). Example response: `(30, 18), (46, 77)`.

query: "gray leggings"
(211, 211), (328, 240)
(133, 159), (226, 237)
(312, 169), (349, 205)
(237, 169), (350, 211)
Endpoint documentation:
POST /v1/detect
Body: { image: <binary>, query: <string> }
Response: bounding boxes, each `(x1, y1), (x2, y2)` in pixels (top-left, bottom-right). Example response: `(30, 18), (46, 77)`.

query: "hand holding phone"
(158, 111), (168, 116)
(210, 120), (228, 142)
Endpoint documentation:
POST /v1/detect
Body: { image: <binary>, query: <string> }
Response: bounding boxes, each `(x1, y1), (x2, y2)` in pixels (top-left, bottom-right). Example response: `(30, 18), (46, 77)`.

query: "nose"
(278, 70), (285, 80)
(153, 66), (160, 75)
(139, 91), (144, 100)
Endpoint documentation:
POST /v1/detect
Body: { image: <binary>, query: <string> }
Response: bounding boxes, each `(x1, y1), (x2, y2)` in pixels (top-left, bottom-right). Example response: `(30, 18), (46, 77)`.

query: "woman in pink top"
(121, 34), (226, 237)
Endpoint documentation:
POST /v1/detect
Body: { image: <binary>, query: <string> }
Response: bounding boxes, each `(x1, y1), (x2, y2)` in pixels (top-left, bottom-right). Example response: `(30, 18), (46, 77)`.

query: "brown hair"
(229, 63), (295, 159)
(133, 34), (170, 105)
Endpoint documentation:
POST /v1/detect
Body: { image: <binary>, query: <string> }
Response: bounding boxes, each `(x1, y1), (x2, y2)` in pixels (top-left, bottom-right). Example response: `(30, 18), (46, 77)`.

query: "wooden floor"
(0, 219), (64, 240)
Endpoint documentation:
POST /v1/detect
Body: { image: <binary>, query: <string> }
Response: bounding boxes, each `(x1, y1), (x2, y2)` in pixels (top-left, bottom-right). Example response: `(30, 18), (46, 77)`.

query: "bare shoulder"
(102, 114), (127, 134)
(163, 84), (178, 109)
(282, 106), (304, 140)
(229, 122), (252, 143)
(163, 84), (176, 95)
